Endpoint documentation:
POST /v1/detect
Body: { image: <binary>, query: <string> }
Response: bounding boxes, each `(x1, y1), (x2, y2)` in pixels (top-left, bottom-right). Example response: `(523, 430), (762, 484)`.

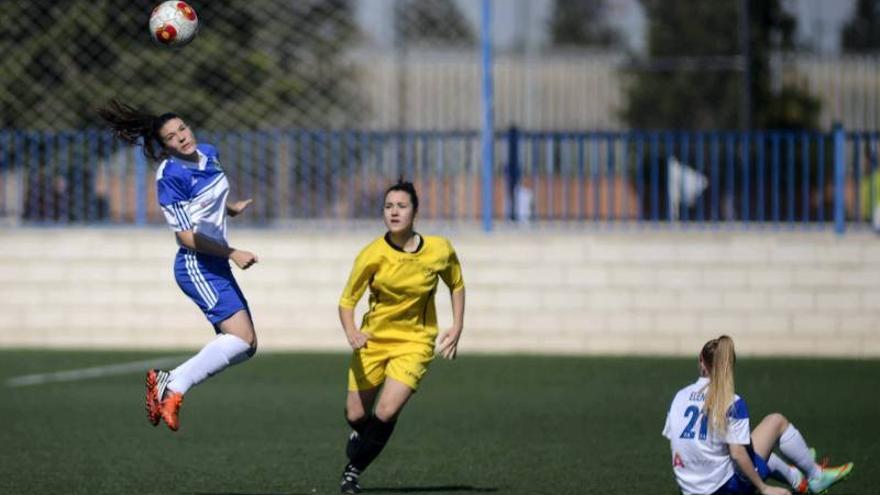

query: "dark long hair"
(384, 178), (419, 213)
(97, 99), (180, 161)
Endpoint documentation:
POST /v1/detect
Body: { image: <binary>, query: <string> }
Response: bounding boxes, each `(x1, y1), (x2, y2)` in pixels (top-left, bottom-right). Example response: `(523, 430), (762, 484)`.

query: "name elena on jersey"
(689, 391), (706, 401)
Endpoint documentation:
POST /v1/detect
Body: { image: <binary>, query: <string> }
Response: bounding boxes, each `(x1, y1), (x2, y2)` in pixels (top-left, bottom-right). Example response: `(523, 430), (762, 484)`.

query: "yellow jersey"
(339, 233), (464, 346)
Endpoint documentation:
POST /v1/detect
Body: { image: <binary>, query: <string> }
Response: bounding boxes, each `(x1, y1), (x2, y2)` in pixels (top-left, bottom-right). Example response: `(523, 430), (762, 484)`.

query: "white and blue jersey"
(662, 377), (768, 495)
(157, 143), (230, 246)
(156, 144), (248, 327)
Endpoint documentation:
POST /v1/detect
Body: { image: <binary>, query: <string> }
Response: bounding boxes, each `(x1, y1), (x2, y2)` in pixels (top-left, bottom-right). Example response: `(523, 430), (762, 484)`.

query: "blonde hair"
(701, 335), (736, 436)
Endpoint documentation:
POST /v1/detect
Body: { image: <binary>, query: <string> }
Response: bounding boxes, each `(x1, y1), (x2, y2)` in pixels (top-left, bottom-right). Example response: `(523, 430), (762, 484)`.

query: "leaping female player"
(99, 100), (258, 432)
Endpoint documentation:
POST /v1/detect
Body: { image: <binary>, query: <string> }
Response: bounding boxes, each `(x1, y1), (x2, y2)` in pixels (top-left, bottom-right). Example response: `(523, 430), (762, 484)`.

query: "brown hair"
(97, 99), (181, 162)
(384, 178), (419, 213)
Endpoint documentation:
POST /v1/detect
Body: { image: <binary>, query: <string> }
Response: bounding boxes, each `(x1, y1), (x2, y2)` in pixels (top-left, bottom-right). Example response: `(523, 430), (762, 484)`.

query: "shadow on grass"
(194, 492), (311, 495)
(363, 486), (498, 493)
(193, 488), (497, 495)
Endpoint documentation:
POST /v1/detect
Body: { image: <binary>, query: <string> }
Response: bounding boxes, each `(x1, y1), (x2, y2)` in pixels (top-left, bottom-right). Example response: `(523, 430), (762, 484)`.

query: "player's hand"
(759, 485), (790, 495)
(436, 327), (461, 360)
(226, 198), (253, 217)
(346, 329), (369, 350)
(230, 249), (258, 270)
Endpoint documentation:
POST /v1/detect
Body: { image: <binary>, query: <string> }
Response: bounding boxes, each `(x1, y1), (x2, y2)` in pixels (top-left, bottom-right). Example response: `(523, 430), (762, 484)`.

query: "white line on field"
(5, 355), (189, 387)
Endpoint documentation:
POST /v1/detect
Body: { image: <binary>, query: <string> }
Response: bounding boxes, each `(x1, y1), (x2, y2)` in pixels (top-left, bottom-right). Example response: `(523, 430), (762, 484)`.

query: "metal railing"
(1, 127), (877, 233)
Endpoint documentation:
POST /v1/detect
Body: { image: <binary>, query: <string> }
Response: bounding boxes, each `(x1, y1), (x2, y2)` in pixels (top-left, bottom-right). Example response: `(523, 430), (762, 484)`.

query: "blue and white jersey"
(156, 144), (230, 247)
(662, 377), (751, 495)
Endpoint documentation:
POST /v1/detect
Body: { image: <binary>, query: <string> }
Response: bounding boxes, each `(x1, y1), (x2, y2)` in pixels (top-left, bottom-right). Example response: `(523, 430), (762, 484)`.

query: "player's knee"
(346, 407), (367, 424)
(373, 403), (401, 423)
(766, 412), (789, 431)
(235, 329), (257, 350)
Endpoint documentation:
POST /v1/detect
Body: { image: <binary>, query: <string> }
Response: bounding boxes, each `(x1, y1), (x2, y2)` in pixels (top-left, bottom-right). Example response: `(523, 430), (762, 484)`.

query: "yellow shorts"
(347, 341), (435, 392)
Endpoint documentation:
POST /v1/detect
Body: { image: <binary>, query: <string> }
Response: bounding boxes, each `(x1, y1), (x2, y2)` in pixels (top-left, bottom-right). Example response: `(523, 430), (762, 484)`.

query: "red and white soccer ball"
(149, 1), (199, 47)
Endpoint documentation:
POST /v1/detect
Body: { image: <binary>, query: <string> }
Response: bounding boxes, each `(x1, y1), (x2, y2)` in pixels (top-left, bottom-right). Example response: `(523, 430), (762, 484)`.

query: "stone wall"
(2, 228), (877, 356)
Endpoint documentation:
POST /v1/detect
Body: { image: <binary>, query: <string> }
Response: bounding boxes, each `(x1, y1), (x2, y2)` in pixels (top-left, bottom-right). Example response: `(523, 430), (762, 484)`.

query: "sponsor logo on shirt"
(673, 452), (685, 468)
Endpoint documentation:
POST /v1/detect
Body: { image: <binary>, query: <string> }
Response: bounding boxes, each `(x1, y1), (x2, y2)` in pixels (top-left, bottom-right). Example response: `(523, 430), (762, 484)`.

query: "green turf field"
(0, 350), (874, 494)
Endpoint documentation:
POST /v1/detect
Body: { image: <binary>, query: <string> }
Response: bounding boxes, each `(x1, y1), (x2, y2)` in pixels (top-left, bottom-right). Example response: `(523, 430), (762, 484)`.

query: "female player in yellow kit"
(336, 179), (465, 494)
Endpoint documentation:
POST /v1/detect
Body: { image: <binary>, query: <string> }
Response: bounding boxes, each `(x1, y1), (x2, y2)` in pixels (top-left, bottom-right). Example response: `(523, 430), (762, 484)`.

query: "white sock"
(167, 334), (253, 395)
(767, 453), (804, 489)
(779, 424), (821, 479)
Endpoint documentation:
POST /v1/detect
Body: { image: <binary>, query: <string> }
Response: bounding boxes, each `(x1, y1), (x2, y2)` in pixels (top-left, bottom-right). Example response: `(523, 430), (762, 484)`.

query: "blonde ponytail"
(701, 335), (736, 436)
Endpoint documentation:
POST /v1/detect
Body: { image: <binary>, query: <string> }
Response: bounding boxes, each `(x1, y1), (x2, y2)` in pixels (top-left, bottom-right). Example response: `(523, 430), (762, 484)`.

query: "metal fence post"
(506, 126), (519, 221)
(134, 145), (147, 226)
(833, 123), (845, 235)
(480, 0), (494, 232)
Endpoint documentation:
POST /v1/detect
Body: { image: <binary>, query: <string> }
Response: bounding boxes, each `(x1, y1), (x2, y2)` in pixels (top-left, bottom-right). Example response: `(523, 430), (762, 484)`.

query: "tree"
(0, 0), (362, 130)
(622, 0), (820, 130)
(841, 0), (880, 53)
(393, 0), (475, 46)
(621, 0), (826, 224)
(548, 0), (620, 48)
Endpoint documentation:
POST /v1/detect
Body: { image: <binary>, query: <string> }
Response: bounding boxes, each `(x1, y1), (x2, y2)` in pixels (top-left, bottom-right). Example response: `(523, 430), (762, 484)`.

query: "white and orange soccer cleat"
(145, 370), (160, 426)
(145, 369), (171, 426)
(159, 390), (184, 432)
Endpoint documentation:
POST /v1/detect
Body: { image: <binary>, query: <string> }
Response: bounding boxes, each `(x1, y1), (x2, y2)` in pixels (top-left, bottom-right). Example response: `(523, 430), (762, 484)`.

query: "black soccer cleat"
(340, 464), (362, 494)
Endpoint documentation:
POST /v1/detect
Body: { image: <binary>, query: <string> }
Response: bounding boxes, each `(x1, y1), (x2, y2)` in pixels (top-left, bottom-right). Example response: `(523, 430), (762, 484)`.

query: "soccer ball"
(149, 1), (199, 47)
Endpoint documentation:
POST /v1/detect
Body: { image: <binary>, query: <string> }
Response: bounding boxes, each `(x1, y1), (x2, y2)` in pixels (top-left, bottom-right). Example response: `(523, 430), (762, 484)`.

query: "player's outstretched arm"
(226, 198), (253, 217)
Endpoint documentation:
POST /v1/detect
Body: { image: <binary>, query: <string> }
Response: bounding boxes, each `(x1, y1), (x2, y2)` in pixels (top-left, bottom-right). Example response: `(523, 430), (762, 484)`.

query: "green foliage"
(623, 0), (820, 130)
(760, 85), (823, 130)
(548, 0), (620, 48)
(0, 0), (361, 130)
(393, 0), (475, 46)
(841, 0), (880, 53)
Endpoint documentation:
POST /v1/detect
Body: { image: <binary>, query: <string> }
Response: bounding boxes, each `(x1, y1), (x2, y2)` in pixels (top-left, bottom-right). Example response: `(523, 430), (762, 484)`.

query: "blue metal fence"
(0, 128), (878, 232)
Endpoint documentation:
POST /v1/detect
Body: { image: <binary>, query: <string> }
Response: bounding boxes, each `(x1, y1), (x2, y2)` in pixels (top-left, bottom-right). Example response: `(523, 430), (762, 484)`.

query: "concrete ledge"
(2, 227), (878, 357)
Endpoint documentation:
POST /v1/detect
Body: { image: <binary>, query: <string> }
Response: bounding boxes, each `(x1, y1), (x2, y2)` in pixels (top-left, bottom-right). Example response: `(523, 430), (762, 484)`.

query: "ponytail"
(97, 99), (179, 162)
(701, 335), (736, 436)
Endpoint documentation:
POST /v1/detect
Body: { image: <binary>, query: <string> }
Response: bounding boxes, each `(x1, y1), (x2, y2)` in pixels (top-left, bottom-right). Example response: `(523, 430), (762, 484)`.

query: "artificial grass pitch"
(0, 350), (874, 494)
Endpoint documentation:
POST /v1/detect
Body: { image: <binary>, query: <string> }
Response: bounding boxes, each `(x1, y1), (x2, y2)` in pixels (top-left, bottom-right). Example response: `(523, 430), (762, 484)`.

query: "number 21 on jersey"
(680, 405), (708, 440)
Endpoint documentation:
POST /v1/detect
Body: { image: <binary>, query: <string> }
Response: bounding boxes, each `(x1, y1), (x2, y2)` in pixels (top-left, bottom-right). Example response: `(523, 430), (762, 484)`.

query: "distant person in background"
(99, 100), (258, 432)
(336, 179), (465, 494)
(859, 140), (880, 233)
(663, 335), (853, 495)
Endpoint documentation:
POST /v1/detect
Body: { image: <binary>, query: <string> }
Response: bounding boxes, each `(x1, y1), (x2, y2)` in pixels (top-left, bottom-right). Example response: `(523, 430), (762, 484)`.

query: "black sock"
(347, 413), (370, 435)
(345, 414), (370, 460)
(349, 416), (397, 472)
